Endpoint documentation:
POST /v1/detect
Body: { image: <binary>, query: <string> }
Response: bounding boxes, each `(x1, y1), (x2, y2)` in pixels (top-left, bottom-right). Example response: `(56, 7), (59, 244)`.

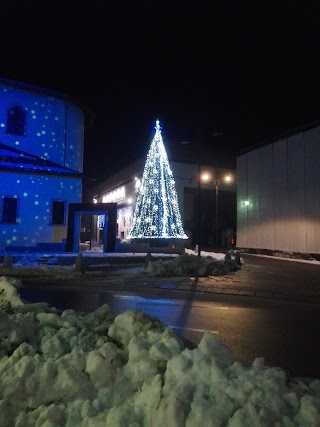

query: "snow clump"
(148, 253), (240, 277)
(0, 276), (319, 426)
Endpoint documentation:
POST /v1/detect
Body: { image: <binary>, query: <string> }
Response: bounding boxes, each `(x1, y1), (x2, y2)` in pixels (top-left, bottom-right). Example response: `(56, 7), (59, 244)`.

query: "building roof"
(238, 120), (320, 156)
(0, 77), (95, 129)
(93, 158), (145, 197)
(93, 156), (237, 198)
(0, 142), (82, 177)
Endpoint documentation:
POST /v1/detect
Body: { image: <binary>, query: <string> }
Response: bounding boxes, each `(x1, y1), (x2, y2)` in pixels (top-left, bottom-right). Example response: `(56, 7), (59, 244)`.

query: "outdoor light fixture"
(197, 171), (234, 248)
(201, 172), (211, 182)
(244, 200), (249, 206)
(135, 179), (141, 189)
(214, 173), (234, 248)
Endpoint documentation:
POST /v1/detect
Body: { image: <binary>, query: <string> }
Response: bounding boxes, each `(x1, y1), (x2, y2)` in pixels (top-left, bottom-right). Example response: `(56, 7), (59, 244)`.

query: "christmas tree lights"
(128, 120), (188, 240)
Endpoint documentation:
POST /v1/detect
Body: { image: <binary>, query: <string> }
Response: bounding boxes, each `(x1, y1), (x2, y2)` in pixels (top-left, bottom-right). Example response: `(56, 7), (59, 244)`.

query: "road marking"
(113, 293), (230, 310)
(169, 325), (219, 335)
(114, 294), (177, 304)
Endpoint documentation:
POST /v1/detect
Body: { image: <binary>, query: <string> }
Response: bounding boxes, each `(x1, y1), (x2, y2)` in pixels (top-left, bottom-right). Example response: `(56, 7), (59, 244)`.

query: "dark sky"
(1, 1), (320, 181)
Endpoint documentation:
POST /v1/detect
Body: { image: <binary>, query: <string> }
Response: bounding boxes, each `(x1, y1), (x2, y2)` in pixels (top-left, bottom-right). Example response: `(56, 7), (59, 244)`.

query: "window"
(6, 106), (26, 136)
(51, 201), (65, 225)
(2, 197), (18, 223)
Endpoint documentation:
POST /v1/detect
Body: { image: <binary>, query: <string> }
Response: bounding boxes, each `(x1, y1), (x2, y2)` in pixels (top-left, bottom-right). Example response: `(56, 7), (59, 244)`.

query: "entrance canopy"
(66, 203), (117, 253)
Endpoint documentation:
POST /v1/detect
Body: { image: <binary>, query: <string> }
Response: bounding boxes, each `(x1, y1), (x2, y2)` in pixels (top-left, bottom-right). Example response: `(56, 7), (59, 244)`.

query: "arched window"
(6, 105), (26, 136)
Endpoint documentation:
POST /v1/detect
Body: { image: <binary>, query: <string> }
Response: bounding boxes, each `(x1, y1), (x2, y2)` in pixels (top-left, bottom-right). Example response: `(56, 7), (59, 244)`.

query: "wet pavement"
(13, 254), (320, 380)
(8, 253), (320, 305)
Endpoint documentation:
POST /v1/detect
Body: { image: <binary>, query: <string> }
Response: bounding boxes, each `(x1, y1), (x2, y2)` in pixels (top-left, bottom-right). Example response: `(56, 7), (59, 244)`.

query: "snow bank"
(148, 253), (240, 277)
(0, 276), (24, 311)
(0, 276), (319, 426)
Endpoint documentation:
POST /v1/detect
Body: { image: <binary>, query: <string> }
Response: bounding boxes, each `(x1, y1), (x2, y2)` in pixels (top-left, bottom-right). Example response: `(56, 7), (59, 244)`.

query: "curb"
(6, 268), (320, 306)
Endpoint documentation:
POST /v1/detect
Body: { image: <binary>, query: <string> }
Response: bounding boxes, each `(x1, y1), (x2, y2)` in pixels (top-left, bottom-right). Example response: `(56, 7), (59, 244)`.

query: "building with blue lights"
(0, 78), (89, 252)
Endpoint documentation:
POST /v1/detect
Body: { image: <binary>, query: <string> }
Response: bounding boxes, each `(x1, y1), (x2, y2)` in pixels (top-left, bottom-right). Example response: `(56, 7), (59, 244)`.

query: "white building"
(237, 122), (320, 255)
(93, 158), (236, 248)
(0, 78), (90, 252)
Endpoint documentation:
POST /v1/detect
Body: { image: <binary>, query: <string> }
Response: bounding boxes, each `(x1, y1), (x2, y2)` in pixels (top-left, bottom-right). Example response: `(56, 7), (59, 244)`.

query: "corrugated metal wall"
(237, 126), (320, 254)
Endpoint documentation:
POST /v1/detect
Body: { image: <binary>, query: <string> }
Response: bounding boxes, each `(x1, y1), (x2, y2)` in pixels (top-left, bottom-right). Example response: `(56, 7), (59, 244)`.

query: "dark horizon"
(1, 1), (319, 181)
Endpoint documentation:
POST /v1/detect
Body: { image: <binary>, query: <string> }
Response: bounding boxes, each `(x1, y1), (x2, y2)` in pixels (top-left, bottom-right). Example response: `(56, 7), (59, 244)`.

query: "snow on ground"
(2, 248), (319, 269)
(0, 275), (319, 426)
(2, 249), (225, 267)
(2, 249), (239, 280)
(185, 248), (226, 261)
(247, 253), (320, 266)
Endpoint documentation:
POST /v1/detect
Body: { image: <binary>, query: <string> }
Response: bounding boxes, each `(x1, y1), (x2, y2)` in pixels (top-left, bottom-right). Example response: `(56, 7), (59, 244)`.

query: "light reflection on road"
(20, 286), (320, 378)
(21, 288), (210, 345)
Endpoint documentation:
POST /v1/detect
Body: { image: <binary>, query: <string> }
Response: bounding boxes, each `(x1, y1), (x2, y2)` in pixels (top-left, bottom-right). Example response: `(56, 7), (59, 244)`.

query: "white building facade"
(93, 160), (236, 248)
(0, 78), (87, 251)
(237, 123), (320, 254)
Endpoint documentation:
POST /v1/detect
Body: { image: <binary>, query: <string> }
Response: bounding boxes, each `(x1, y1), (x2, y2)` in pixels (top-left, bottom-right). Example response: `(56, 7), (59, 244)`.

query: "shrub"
(150, 254), (240, 277)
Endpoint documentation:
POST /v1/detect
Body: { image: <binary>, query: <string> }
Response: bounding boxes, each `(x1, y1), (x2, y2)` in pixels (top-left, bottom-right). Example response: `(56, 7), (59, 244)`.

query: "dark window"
(6, 105), (26, 136)
(51, 201), (65, 225)
(2, 197), (18, 223)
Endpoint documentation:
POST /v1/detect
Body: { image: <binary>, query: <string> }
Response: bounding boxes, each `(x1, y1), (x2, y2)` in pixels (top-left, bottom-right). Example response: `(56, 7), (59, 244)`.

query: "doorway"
(66, 203), (117, 253)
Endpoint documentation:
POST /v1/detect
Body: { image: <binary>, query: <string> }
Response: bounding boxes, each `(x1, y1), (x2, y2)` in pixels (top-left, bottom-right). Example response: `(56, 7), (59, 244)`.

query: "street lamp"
(215, 178), (221, 248)
(197, 163), (201, 257)
(200, 172), (233, 248)
(215, 174), (233, 248)
(180, 130), (224, 254)
(180, 141), (202, 257)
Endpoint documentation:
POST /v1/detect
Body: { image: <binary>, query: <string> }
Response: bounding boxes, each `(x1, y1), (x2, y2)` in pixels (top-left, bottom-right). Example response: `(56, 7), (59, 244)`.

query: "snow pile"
(0, 276), (319, 426)
(147, 253), (240, 277)
(0, 254), (74, 274)
(1, 251), (241, 281)
(14, 254), (59, 266)
(0, 276), (24, 311)
(185, 247), (226, 260)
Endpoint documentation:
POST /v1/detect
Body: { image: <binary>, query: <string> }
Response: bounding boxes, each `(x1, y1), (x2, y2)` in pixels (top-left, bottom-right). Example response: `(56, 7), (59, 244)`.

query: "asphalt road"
(20, 285), (320, 380)
(238, 254), (320, 298)
(18, 253), (320, 379)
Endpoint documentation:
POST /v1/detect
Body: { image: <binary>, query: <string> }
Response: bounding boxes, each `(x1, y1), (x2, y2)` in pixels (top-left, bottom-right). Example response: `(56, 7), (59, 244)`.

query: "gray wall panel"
(304, 128), (320, 253)
(247, 150), (260, 247)
(273, 140), (289, 251)
(287, 134), (306, 253)
(237, 124), (320, 254)
(259, 145), (274, 249)
(236, 156), (248, 247)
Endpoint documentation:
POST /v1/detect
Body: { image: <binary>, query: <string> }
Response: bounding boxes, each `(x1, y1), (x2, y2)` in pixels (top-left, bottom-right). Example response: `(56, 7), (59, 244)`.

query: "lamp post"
(200, 172), (233, 249)
(215, 178), (220, 248)
(180, 140), (202, 256)
(215, 174), (233, 248)
(197, 163), (201, 257)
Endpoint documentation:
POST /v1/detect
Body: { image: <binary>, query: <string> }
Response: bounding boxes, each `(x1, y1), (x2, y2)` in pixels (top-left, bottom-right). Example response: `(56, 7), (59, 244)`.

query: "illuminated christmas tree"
(128, 120), (188, 240)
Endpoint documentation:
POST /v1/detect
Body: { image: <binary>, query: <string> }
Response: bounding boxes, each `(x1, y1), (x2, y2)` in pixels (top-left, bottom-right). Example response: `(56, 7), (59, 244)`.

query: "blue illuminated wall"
(0, 82), (84, 172)
(0, 172), (81, 248)
(0, 79), (85, 251)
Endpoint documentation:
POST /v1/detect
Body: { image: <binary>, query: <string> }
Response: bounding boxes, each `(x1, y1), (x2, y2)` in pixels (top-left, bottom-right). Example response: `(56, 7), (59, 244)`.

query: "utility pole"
(215, 178), (220, 248)
(197, 163), (201, 257)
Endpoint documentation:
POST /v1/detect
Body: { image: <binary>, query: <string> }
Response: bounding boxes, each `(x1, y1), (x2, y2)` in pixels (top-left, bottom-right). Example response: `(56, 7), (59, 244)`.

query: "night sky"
(1, 1), (320, 181)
